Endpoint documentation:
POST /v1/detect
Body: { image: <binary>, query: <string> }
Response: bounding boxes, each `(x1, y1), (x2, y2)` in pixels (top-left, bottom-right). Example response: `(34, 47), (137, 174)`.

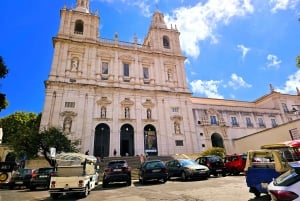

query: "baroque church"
(40, 0), (300, 157)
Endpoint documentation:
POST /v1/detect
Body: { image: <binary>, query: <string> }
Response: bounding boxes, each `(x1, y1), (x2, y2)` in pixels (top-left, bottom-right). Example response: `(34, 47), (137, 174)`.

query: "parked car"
(195, 155), (226, 177)
(29, 167), (55, 190)
(0, 162), (19, 188)
(224, 154), (247, 175)
(268, 161), (300, 201)
(138, 160), (168, 184)
(10, 168), (35, 189)
(102, 160), (131, 188)
(165, 159), (209, 181)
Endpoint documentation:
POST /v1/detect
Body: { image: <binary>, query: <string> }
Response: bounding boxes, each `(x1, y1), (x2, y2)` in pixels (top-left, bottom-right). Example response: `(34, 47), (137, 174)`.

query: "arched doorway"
(144, 124), (158, 156)
(211, 133), (224, 148)
(120, 124), (134, 156)
(94, 123), (110, 157)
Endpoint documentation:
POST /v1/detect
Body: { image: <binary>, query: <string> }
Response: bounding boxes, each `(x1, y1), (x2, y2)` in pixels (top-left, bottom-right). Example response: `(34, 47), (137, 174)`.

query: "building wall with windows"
(40, 0), (300, 157)
(192, 91), (300, 154)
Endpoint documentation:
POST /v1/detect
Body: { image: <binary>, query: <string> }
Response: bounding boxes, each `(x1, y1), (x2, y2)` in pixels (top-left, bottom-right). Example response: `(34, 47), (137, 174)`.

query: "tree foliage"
(0, 56), (9, 111)
(39, 127), (79, 166)
(200, 147), (226, 158)
(0, 112), (79, 166)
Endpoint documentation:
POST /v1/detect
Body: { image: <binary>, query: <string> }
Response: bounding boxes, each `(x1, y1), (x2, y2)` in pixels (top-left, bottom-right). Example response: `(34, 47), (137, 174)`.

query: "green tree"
(0, 56), (9, 111)
(39, 127), (79, 166)
(0, 112), (79, 166)
(200, 147), (226, 158)
(0, 112), (40, 159)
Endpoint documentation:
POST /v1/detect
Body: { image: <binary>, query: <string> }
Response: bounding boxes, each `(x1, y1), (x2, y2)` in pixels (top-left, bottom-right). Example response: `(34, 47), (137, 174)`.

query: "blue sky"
(1, 0), (300, 118)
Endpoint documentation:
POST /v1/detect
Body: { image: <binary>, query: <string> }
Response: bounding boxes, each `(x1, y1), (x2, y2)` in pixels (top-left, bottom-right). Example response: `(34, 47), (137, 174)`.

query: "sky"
(1, 0), (300, 118)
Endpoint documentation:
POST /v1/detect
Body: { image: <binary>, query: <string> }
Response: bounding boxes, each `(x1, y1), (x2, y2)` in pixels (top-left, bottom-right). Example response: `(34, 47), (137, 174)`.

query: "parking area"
(0, 175), (271, 201)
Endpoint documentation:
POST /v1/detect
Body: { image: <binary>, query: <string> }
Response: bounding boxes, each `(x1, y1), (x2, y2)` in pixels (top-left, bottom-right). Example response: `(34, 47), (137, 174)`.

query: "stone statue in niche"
(63, 117), (72, 133)
(125, 107), (130, 118)
(71, 58), (79, 71)
(147, 109), (151, 119)
(174, 122), (180, 134)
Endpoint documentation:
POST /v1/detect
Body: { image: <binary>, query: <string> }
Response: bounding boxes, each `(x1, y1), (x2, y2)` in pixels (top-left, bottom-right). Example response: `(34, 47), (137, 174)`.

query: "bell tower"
(57, 0), (99, 41)
(143, 11), (182, 55)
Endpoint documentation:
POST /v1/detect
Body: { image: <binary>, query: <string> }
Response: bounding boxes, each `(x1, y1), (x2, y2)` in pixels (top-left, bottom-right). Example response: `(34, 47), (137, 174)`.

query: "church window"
(143, 67), (149, 79)
(282, 103), (289, 113)
(123, 63), (129, 77)
(125, 107), (130, 118)
(172, 107), (179, 113)
(102, 62), (108, 74)
(210, 116), (217, 125)
(163, 36), (170, 48)
(65, 102), (75, 108)
(74, 20), (84, 34)
(231, 116), (239, 127)
(258, 118), (265, 128)
(175, 140), (183, 146)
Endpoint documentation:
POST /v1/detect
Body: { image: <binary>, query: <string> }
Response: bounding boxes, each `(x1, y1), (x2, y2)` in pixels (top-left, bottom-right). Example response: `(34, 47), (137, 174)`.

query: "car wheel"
(82, 185), (89, 198)
(181, 171), (187, 181)
(50, 193), (60, 200)
(102, 180), (108, 188)
(162, 177), (167, 183)
(29, 185), (36, 191)
(232, 169), (239, 176)
(127, 179), (132, 186)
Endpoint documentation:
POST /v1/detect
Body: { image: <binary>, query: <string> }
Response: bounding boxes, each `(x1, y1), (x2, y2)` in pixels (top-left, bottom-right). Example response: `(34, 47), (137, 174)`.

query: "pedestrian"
(113, 149), (117, 156)
(85, 150), (89, 155)
(140, 154), (145, 164)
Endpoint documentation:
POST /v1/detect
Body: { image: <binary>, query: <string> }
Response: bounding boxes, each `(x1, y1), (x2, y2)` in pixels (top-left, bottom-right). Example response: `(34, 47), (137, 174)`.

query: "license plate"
(113, 169), (122, 172)
(152, 169), (161, 173)
(15, 181), (23, 184)
(40, 175), (48, 178)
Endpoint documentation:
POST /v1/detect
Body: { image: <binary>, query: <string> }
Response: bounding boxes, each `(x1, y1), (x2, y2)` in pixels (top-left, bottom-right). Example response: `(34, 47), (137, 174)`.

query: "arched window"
(163, 36), (170, 48)
(74, 20), (84, 34)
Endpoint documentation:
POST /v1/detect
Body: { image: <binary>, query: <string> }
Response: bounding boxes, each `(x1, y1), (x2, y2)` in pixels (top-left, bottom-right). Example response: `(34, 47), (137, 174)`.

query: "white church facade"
(40, 0), (300, 157)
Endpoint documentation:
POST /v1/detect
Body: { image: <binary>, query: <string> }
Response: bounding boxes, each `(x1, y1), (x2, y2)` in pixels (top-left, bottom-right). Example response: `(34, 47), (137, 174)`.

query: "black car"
(102, 160), (131, 188)
(195, 155), (226, 177)
(165, 159), (210, 180)
(10, 168), (34, 189)
(29, 167), (55, 190)
(138, 160), (168, 184)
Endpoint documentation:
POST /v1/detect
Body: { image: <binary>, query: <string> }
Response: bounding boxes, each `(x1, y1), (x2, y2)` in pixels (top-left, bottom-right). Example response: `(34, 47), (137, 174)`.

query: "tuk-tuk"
(0, 161), (19, 188)
(244, 149), (291, 198)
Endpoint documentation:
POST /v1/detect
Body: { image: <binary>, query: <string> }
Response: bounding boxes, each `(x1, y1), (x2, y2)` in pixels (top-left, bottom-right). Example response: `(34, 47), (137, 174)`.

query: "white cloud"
(267, 54), (282, 68)
(269, 0), (300, 13)
(165, 0), (254, 58)
(237, 44), (250, 59)
(190, 80), (224, 99)
(275, 70), (300, 94)
(228, 73), (252, 89)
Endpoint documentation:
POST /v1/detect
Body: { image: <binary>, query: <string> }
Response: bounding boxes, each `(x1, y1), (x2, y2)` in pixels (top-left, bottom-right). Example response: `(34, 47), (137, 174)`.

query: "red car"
(224, 154), (247, 175)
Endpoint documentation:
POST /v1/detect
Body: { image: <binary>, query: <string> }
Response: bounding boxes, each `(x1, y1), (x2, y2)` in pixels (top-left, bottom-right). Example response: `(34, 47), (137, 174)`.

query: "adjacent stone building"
(40, 0), (300, 157)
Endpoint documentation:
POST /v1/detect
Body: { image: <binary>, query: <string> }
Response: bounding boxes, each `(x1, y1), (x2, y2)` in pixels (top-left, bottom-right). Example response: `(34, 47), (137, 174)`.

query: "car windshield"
(19, 169), (32, 175)
(144, 161), (164, 169)
(37, 168), (53, 174)
(180, 159), (197, 166)
(274, 167), (300, 186)
(209, 156), (222, 162)
(108, 161), (126, 167)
